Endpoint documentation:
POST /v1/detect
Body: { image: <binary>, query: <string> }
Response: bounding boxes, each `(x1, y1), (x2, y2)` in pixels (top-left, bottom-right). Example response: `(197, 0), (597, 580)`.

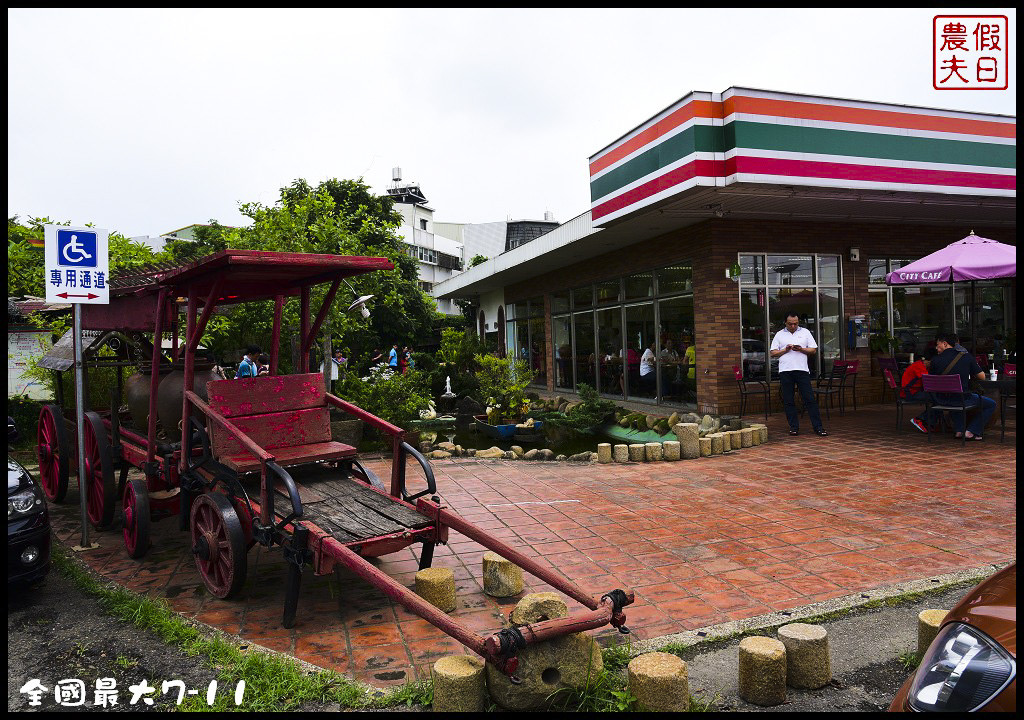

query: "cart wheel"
(83, 411), (117, 529)
(190, 492), (247, 600)
(122, 478), (151, 559)
(37, 405), (70, 503)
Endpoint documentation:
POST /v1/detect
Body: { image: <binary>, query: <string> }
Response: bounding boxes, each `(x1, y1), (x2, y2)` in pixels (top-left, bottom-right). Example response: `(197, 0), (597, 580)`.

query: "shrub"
(546, 383), (618, 432)
(340, 363), (431, 427)
(474, 353), (534, 423)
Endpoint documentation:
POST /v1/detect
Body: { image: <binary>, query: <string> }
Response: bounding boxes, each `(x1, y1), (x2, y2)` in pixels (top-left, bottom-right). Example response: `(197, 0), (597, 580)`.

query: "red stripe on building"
(589, 100), (722, 177)
(591, 159), (723, 221)
(725, 156), (1016, 191)
(724, 95), (1016, 139)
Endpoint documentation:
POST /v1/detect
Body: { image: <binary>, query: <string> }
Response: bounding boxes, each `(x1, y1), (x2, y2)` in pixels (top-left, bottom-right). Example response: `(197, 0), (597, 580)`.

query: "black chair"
(883, 369), (928, 433)
(877, 356), (898, 403)
(811, 365), (846, 420)
(733, 365), (770, 421)
(921, 374), (974, 447)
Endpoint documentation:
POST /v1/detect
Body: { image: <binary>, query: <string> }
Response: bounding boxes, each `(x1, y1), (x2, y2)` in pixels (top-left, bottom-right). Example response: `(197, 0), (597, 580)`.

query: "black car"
(8, 418), (51, 585)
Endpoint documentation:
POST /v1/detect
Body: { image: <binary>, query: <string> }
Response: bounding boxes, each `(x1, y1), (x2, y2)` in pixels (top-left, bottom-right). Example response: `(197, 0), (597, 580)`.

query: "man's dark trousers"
(780, 370), (824, 432)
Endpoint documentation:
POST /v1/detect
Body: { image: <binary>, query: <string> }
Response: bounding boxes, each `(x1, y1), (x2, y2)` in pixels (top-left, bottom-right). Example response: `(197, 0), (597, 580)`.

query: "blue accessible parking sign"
(56, 229), (98, 267)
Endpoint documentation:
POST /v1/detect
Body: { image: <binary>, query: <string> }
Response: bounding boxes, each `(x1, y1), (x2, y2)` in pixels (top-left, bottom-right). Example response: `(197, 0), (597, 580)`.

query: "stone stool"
(613, 444), (630, 463)
(628, 444), (646, 462)
(708, 433), (725, 455)
(597, 443), (612, 464)
(482, 551), (524, 598)
(645, 442), (663, 462)
(738, 636), (787, 706)
(918, 609), (947, 655)
(740, 427), (754, 448)
(432, 655), (485, 711)
(698, 437), (712, 457)
(432, 655), (485, 712)
(663, 440), (681, 460)
(415, 567), (456, 612)
(628, 652), (689, 712)
(777, 623), (831, 689)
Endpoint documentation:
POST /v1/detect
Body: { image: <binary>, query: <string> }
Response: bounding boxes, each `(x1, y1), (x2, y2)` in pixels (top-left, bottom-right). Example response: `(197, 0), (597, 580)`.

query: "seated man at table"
(932, 332), (995, 441)
(900, 348), (938, 433)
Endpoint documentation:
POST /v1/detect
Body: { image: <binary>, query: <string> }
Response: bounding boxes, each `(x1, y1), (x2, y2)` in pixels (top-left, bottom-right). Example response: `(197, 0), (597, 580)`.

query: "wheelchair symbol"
(62, 234), (92, 264)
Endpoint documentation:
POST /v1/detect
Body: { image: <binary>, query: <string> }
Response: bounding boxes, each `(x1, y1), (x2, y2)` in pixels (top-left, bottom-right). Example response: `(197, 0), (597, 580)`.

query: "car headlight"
(908, 622), (1016, 712)
(8, 486), (45, 520)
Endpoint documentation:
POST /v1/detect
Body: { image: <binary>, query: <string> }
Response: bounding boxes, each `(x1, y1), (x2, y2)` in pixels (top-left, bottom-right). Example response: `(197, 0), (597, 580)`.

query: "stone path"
(41, 405), (1016, 688)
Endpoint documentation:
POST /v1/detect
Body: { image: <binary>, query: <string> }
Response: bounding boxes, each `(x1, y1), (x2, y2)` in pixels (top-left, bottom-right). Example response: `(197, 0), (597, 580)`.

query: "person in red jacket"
(901, 347), (936, 433)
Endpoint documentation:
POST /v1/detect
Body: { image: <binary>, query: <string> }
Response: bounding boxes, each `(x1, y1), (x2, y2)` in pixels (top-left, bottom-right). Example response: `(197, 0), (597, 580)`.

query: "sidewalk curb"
(633, 562), (1012, 655)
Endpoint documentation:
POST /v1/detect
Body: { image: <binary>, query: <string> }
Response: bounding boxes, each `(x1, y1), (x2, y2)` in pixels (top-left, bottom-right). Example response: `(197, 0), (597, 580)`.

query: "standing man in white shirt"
(770, 314), (828, 437)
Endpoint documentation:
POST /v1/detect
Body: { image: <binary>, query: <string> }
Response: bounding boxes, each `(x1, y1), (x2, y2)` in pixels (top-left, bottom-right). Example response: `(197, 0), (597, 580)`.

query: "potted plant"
(868, 332), (901, 375)
(473, 353), (537, 439)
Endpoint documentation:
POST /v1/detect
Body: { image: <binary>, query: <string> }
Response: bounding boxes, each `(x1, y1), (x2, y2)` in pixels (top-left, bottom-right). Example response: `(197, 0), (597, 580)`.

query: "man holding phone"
(770, 314), (828, 437)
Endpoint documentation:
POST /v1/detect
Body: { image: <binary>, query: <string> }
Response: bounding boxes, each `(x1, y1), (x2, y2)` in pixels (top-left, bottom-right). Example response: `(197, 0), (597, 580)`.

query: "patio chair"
(921, 374), (976, 447)
(835, 359), (860, 412)
(811, 364), (846, 419)
(733, 366), (770, 421)
(883, 369), (928, 434)
(1001, 363), (1016, 443)
(877, 356), (899, 403)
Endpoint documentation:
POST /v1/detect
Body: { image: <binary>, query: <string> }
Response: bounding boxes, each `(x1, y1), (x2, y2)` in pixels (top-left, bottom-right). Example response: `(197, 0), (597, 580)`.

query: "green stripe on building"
(590, 125), (725, 202)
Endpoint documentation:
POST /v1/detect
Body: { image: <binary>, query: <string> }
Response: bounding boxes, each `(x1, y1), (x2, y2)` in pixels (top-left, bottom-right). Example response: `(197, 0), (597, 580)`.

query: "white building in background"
(387, 169), (465, 315)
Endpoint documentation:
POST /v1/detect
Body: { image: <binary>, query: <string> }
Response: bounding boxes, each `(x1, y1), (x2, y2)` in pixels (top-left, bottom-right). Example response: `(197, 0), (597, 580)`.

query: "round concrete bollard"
(627, 652), (689, 712)
(738, 636), (787, 706)
(673, 423), (700, 459)
(727, 430), (743, 452)
(748, 424), (765, 446)
(415, 567), (457, 612)
(628, 444), (646, 462)
(740, 427), (754, 448)
(613, 444), (630, 463)
(662, 440), (681, 461)
(482, 551), (524, 598)
(645, 442), (663, 462)
(918, 609), (948, 656)
(698, 437), (712, 457)
(432, 655), (485, 712)
(709, 433), (725, 455)
(758, 425), (768, 444)
(777, 623), (831, 689)
(597, 443), (613, 464)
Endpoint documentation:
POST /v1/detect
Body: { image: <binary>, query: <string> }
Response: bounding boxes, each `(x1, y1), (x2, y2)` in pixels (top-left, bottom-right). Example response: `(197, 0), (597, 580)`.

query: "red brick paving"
(43, 405), (1015, 687)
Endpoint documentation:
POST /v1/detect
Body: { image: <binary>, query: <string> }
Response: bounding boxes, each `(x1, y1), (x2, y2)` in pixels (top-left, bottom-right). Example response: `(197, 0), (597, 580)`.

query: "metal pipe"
(73, 304), (89, 548)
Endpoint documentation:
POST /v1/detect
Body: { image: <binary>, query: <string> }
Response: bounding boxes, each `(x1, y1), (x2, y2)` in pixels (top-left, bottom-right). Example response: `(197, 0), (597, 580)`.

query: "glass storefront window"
(818, 288), (842, 374)
(553, 315), (572, 389)
(528, 316), (546, 385)
(624, 304), (656, 400)
(867, 259), (888, 286)
(817, 256), (840, 285)
(868, 290), (888, 337)
(595, 279), (621, 307)
(740, 289), (768, 379)
(596, 307), (624, 398)
(624, 271), (654, 302)
(658, 296), (695, 404)
(551, 292), (570, 315)
(514, 319), (529, 364)
(573, 312), (596, 389)
(766, 255), (814, 285)
(740, 255), (764, 285)
(527, 297), (543, 317)
(573, 285), (593, 309)
(973, 282), (1011, 358)
(891, 285), (952, 358)
(657, 264), (693, 295)
(513, 301), (528, 320)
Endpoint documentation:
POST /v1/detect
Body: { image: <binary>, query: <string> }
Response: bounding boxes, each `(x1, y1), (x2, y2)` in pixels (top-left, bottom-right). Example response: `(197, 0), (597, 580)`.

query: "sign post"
(45, 225), (110, 550)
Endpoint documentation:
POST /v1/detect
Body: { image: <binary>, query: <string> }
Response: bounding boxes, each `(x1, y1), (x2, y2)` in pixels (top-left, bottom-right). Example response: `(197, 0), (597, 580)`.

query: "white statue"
(444, 376), (453, 395)
(419, 400), (437, 420)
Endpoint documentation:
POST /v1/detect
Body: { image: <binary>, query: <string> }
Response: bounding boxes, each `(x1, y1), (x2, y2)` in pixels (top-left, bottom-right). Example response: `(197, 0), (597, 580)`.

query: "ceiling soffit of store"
(445, 183), (1015, 296)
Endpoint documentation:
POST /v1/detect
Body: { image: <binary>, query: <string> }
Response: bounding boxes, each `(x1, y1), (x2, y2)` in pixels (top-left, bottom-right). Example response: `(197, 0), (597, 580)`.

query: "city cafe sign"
(894, 270), (949, 282)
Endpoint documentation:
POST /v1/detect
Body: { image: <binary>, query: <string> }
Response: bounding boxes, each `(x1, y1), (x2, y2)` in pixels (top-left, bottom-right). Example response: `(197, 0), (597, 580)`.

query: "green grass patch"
(51, 545), (430, 711)
(898, 650), (923, 672)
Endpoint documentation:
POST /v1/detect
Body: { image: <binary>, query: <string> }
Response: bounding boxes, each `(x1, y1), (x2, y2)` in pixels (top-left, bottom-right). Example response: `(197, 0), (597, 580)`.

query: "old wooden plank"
(322, 480), (429, 529)
(205, 373), (326, 418)
(210, 407), (332, 458)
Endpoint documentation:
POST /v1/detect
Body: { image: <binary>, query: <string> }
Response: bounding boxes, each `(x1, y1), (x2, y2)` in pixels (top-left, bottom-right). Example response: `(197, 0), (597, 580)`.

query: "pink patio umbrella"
(885, 233), (1016, 285)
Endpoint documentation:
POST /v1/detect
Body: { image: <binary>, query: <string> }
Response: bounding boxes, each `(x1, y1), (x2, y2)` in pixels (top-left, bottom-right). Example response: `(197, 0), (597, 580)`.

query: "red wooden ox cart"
(36, 250), (634, 677)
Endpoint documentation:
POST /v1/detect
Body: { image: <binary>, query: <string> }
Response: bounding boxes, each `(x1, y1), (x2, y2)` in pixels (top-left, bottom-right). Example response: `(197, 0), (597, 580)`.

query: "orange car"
(890, 563), (1016, 712)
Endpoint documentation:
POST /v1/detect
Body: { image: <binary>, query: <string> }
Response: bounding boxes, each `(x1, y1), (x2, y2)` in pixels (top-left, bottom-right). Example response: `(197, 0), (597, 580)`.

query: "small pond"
(411, 418), (609, 457)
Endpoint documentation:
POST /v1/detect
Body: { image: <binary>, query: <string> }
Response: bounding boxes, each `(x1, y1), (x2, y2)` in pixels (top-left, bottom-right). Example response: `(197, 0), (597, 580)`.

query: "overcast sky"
(8, 8), (1016, 239)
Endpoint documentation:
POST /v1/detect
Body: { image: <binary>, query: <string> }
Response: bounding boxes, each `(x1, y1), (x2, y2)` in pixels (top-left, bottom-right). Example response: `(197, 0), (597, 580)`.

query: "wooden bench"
(205, 373), (356, 473)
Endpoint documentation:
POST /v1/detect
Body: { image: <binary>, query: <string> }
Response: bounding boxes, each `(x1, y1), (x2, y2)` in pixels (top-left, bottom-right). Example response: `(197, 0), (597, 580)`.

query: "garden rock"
(504, 451), (516, 459)
(698, 414), (716, 434)
(437, 441), (457, 452)
(524, 449), (540, 460)
(568, 452), (591, 462)
(539, 449), (555, 461)
(419, 441), (433, 454)
(666, 411), (680, 428)
(476, 446), (505, 459)
(428, 450), (452, 460)
(556, 454), (567, 461)
(681, 412), (701, 424)
(465, 449), (476, 457)
(510, 445), (525, 457)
